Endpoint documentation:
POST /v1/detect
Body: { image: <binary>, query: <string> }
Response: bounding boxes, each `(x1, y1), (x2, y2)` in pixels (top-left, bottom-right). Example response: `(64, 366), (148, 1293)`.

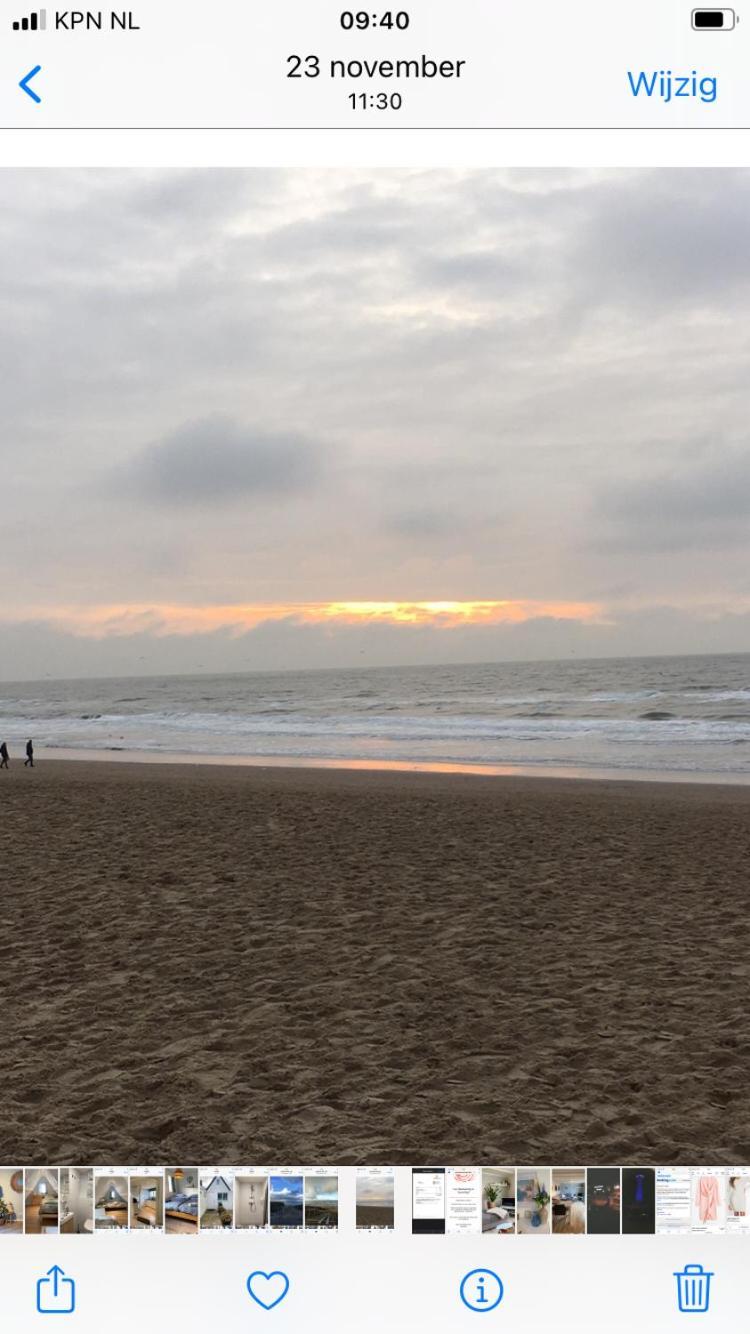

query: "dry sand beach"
(3, 760), (749, 1165)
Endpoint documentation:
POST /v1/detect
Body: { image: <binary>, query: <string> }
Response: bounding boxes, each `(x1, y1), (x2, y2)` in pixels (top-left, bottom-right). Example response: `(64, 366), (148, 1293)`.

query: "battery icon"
(692, 8), (737, 27)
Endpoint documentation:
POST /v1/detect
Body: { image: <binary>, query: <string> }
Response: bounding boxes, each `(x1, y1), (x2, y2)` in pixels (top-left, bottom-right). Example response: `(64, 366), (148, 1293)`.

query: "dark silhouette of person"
(0, 742), (8, 769)
(25, 739), (34, 767)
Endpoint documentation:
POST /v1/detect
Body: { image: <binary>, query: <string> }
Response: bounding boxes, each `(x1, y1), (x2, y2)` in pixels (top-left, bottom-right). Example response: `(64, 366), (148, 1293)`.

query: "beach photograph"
(1, 169), (750, 1168)
(269, 1175), (304, 1228)
(305, 1175), (339, 1229)
(356, 1170), (395, 1230)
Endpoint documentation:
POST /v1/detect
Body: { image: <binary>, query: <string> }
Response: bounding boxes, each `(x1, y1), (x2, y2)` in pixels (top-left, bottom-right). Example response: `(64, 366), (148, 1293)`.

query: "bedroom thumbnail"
(130, 1174), (164, 1229)
(95, 1174), (128, 1229)
(165, 1168), (199, 1233)
(25, 1168), (59, 1235)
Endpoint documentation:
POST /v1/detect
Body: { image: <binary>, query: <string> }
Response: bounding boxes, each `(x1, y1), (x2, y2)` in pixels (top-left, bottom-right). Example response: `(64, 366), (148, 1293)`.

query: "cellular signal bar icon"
(12, 8), (47, 30)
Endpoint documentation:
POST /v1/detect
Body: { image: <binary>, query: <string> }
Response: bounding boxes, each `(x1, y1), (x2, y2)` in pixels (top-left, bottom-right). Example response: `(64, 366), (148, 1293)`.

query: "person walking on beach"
(0, 742), (8, 769)
(24, 739), (34, 767)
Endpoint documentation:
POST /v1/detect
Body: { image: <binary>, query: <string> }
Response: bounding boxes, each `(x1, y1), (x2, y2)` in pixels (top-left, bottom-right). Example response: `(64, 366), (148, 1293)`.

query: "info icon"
(459, 1268), (504, 1313)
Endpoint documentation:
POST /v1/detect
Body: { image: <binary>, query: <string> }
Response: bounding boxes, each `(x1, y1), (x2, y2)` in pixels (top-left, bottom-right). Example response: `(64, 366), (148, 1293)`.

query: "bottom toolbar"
(0, 1229), (741, 1331)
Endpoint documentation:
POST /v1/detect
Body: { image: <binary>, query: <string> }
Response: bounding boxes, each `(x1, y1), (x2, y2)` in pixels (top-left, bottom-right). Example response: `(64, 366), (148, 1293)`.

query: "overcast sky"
(2, 168), (750, 680)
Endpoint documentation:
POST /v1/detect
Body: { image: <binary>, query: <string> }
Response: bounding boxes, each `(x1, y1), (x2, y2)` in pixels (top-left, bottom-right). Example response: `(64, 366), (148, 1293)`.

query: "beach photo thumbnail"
(305, 1175), (339, 1228)
(269, 1175), (304, 1228)
(356, 1169), (395, 1230)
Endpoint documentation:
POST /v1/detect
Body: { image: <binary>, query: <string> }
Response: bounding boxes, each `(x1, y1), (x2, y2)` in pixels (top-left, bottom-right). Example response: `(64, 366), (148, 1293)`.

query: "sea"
(2, 654), (750, 781)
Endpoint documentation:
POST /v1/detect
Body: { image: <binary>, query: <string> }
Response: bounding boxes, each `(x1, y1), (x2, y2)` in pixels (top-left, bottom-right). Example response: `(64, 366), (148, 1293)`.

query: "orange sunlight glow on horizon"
(19, 599), (605, 638)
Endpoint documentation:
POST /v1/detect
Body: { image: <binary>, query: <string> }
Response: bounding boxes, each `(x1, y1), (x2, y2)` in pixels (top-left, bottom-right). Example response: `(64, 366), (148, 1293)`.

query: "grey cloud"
(571, 171), (750, 309)
(596, 442), (750, 551)
(124, 416), (325, 506)
(382, 509), (461, 539)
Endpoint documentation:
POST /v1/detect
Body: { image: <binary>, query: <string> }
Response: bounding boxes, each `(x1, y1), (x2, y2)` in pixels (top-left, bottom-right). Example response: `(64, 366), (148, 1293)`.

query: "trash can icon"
(674, 1263), (713, 1313)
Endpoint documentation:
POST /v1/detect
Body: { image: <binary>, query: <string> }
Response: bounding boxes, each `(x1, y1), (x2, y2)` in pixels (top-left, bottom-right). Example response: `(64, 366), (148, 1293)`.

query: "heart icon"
(246, 1270), (290, 1311)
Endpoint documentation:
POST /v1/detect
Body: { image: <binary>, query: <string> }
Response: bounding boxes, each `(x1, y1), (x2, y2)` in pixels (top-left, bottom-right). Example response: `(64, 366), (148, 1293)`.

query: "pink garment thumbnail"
(695, 1175), (719, 1223)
